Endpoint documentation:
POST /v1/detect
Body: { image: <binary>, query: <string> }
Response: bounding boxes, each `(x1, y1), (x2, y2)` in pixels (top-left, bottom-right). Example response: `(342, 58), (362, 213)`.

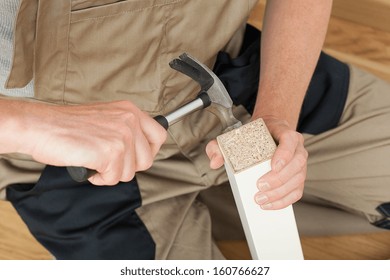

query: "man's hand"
(206, 116), (307, 210)
(5, 99), (167, 186)
(252, 117), (307, 210)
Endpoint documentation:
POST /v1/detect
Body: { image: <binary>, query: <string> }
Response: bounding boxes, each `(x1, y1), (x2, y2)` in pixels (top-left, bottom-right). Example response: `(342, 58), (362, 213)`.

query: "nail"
(275, 160), (285, 172)
(257, 180), (270, 192)
(261, 203), (273, 210)
(255, 194), (268, 205)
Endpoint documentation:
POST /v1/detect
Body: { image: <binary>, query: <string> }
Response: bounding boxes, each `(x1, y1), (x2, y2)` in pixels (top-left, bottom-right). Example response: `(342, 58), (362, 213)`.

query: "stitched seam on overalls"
(70, 0), (184, 23)
(158, 0), (179, 107)
(62, 7), (72, 104)
(167, 130), (213, 188)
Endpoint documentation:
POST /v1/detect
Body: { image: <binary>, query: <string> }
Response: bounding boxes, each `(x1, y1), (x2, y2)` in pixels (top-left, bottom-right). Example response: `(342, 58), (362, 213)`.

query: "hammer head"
(169, 53), (242, 132)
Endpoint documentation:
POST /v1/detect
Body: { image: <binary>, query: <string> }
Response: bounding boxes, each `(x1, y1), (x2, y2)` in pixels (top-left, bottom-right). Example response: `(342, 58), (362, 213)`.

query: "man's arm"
(0, 97), (167, 185)
(207, 0), (333, 209)
(253, 0), (332, 125)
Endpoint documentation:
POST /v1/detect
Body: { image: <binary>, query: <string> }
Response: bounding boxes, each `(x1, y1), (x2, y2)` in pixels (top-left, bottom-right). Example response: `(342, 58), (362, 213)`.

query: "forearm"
(253, 0), (333, 128)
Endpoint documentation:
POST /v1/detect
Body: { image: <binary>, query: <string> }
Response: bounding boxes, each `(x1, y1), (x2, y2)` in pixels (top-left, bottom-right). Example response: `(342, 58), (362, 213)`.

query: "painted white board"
(217, 119), (303, 260)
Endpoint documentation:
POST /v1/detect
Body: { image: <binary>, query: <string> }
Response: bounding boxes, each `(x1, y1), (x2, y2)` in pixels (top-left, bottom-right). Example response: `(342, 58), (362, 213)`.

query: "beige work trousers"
(303, 66), (390, 222)
(1, 0), (389, 259)
(140, 64), (390, 259)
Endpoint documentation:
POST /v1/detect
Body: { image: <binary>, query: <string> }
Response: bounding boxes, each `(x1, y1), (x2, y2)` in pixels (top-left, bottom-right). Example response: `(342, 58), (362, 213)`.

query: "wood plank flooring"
(219, 232), (390, 260)
(248, 0), (390, 81)
(1, 196), (390, 260)
(0, 201), (51, 260)
(1, 0), (390, 260)
(331, 0), (390, 33)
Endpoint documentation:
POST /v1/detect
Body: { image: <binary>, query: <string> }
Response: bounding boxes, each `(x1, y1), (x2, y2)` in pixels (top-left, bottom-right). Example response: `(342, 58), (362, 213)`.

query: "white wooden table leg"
(217, 119), (303, 260)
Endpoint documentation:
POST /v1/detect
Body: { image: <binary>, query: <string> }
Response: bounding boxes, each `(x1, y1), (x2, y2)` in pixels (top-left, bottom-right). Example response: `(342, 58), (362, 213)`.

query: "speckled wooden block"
(217, 118), (276, 173)
(217, 119), (303, 260)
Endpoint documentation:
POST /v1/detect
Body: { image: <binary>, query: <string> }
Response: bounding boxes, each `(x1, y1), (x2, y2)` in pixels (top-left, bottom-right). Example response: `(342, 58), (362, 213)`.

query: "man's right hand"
(3, 99), (167, 186)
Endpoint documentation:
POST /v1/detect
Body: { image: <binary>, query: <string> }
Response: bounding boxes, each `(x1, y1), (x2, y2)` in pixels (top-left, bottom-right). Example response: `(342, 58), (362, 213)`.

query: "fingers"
(254, 128), (307, 210)
(87, 103), (167, 186)
(139, 110), (167, 157)
(89, 134), (136, 186)
(255, 165), (306, 210)
(205, 140), (225, 169)
(270, 126), (302, 173)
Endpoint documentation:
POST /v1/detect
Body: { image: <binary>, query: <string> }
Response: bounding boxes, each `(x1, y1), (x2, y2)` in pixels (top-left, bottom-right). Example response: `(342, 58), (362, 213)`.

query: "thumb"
(205, 139), (225, 169)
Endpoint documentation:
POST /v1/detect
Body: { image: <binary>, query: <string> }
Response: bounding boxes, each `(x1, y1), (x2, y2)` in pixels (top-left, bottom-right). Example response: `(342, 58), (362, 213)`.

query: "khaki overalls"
(2, 0), (390, 259)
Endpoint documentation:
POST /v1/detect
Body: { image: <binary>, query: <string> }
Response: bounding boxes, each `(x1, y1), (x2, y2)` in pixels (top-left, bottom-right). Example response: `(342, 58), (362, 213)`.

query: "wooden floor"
(248, 0), (390, 82)
(1, 0), (390, 260)
(0, 202), (51, 260)
(219, 232), (390, 260)
(1, 200), (390, 260)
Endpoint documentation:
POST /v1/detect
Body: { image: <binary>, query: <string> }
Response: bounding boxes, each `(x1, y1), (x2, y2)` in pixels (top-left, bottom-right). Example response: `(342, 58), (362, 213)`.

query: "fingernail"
(255, 194), (268, 205)
(257, 180), (270, 191)
(261, 203), (273, 210)
(275, 160), (285, 172)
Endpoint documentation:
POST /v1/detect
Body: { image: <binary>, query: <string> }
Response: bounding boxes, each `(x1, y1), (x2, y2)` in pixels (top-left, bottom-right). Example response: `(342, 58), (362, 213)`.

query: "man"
(1, 0), (388, 259)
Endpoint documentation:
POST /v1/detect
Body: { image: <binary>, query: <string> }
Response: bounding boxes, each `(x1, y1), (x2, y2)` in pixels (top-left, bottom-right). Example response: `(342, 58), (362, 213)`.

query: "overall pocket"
(71, 0), (129, 11)
(64, 0), (182, 113)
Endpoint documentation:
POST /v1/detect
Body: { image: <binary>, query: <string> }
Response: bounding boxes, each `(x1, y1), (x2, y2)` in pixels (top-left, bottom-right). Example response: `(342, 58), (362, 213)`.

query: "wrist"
(0, 98), (54, 156)
(251, 112), (295, 130)
(0, 98), (28, 154)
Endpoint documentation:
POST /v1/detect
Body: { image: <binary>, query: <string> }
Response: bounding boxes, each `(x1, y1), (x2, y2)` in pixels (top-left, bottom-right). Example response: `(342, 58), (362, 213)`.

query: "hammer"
(67, 53), (242, 182)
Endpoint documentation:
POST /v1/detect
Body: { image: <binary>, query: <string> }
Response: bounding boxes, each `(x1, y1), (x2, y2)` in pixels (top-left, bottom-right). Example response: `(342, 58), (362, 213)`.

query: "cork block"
(217, 119), (303, 260)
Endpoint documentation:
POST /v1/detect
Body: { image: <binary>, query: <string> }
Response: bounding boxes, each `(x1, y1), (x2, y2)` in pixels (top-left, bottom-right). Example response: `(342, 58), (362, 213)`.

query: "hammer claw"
(169, 58), (214, 91)
(172, 53), (242, 130)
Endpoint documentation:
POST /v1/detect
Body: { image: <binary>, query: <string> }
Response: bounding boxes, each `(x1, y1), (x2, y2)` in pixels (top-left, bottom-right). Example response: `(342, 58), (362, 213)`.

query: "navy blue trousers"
(7, 166), (155, 259)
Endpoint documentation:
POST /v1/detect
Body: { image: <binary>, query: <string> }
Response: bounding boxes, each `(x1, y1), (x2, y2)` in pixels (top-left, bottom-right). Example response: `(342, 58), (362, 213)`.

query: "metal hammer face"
(169, 53), (242, 132)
